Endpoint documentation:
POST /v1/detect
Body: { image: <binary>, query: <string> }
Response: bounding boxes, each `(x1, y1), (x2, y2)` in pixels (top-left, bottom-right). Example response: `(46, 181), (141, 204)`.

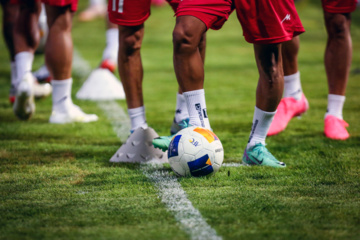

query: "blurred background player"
(98, 15), (118, 73)
(268, 0), (358, 140)
(12, 0), (98, 123)
(78, 0), (106, 22)
(1, 0), (51, 105)
(153, 0), (305, 168)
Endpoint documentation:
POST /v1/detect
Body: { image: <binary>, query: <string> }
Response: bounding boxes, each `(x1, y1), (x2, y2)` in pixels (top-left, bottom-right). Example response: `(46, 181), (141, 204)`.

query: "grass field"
(1, 0), (360, 239)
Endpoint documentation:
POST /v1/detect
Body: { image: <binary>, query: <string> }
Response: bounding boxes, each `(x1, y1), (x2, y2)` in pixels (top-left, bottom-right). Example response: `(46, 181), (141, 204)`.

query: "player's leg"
(323, 11), (352, 140)
(242, 43), (286, 167)
(236, 0), (304, 167)
(78, 0), (106, 22)
(1, 0), (19, 103)
(153, 16), (208, 151)
(173, 15), (210, 129)
(45, 3), (97, 123)
(168, 0), (207, 134)
(117, 24), (148, 131)
(267, 36), (309, 136)
(12, 0), (41, 120)
(99, 15), (119, 73)
(171, 32), (207, 134)
(153, 0), (232, 151)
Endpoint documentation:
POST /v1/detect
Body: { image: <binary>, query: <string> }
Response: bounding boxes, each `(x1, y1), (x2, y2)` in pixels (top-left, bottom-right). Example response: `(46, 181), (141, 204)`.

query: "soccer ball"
(167, 126), (224, 177)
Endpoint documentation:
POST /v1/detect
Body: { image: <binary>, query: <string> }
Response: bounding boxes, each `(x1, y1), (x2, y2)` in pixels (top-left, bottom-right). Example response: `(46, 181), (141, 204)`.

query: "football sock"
(51, 78), (73, 113)
(128, 106), (148, 131)
(102, 28), (119, 63)
(183, 89), (211, 129)
(247, 106), (276, 150)
(174, 93), (189, 123)
(325, 94), (345, 120)
(283, 71), (302, 100)
(15, 51), (34, 87)
(10, 61), (17, 90)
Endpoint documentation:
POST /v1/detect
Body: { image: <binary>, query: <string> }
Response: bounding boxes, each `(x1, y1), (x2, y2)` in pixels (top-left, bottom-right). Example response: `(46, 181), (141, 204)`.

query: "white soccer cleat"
(33, 82), (52, 99)
(13, 72), (35, 120)
(49, 104), (98, 124)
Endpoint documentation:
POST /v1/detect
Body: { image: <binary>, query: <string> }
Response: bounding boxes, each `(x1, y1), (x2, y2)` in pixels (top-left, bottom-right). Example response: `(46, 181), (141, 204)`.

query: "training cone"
(76, 68), (125, 100)
(110, 127), (168, 163)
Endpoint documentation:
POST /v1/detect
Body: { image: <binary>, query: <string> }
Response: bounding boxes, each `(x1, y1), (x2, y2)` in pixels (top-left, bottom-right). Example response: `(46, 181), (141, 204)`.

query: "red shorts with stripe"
(321, 0), (357, 13)
(108, 0), (179, 26)
(233, 0), (305, 44)
(9, 0), (78, 11)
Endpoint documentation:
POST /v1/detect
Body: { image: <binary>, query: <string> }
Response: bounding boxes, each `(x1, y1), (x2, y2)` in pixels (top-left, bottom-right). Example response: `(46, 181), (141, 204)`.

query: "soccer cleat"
(9, 83), (16, 104)
(324, 115), (350, 140)
(99, 59), (117, 73)
(154, 119), (191, 152)
(33, 65), (51, 83)
(78, 4), (107, 22)
(242, 143), (286, 168)
(13, 72), (35, 120)
(34, 82), (52, 99)
(152, 135), (173, 152)
(170, 118), (190, 135)
(49, 104), (98, 124)
(267, 94), (309, 136)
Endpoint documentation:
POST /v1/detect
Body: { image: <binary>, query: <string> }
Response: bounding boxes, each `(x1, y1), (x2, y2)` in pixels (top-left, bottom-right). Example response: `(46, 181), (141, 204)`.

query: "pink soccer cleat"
(267, 94), (309, 136)
(324, 115), (350, 140)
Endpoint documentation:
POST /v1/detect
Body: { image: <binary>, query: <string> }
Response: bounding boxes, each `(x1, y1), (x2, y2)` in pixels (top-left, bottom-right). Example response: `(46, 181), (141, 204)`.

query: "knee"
(120, 29), (142, 56)
(52, 12), (73, 33)
(173, 26), (199, 54)
(327, 14), (348, 39)
(258, 46), (282, 84)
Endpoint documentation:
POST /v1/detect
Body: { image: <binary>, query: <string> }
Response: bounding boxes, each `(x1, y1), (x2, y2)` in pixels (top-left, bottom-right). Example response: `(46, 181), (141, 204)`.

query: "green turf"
(1, 1), (360, 239)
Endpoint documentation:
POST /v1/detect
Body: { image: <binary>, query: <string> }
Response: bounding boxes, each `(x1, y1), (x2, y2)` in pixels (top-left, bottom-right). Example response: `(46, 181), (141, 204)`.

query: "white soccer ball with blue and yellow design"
(168, 126), (224, 177)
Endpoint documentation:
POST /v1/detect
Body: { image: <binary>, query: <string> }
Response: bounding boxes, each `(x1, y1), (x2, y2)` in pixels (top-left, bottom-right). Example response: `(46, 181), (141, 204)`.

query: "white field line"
(73, 50), (223, 240)
(97, 101), (131, 143)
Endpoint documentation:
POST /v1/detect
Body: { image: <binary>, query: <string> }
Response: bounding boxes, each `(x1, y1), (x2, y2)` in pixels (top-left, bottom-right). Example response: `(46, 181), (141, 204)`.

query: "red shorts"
(108, 0), (178, 26)
(175, 0), (232, 30)
(321, 0), (357, 13)
(9, 0), (78, 11)
(233, 0), (305, 44)
(42, 0), (78, 11)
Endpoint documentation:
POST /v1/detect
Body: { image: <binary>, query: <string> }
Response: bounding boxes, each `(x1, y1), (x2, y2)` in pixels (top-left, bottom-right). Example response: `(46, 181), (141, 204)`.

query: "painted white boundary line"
(73, 51), (222, 240)
(97, 101), (130, 143)
(142, 163), (222, 240)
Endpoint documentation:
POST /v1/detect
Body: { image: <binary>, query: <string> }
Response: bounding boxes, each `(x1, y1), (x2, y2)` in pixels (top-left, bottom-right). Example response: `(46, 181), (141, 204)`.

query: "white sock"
(283, 71), (302, 100)
(51, 78), (73, 113)
(102, 28), (119, 63)
(128, 106), (148, 131)
(15, 51), (34, 87)
(325, 94), (345, 120)
(10, 61), (17, 89)
(247, 107), (276, 150)
(90, 0), (105, 6)
(183, 89), (211, 129)
(174, 93), (189, 123)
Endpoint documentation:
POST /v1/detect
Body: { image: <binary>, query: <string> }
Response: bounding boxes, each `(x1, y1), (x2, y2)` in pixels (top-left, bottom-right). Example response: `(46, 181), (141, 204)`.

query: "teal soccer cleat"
(170, 118), (190, 135)
(242, 143), (286, 168)
(153, 119), (191, 152)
